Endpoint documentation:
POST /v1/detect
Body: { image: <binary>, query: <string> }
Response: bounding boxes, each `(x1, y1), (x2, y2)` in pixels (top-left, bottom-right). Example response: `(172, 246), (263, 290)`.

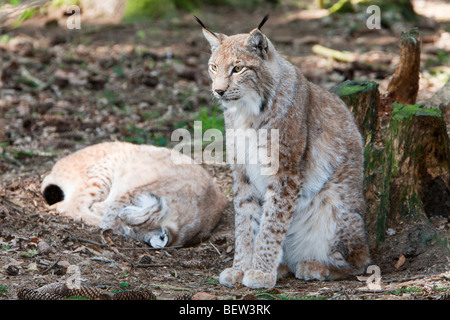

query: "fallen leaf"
(394, 254), (406, 269)
(356, 275), (369, 282)
(26, 262), (39, 273)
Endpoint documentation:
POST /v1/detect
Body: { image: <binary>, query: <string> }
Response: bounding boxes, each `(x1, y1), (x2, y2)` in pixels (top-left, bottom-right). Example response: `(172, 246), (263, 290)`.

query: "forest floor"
(0, 1), (449, 300)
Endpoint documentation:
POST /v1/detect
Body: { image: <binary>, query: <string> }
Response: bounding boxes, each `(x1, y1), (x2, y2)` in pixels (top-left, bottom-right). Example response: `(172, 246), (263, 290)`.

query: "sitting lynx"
(41, 141), (226, 248)
(196, 15), (369, 288)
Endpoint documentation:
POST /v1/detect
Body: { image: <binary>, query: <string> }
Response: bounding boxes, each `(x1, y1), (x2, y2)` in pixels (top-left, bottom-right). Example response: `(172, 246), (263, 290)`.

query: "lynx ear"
(246, 29), (269, 59)
(194, 15), (227, 52)
(202, 29), (227, 51)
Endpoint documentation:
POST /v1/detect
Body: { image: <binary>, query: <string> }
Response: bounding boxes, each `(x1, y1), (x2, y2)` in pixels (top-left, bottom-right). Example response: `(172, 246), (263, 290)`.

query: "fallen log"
(312, 44), (355, 63)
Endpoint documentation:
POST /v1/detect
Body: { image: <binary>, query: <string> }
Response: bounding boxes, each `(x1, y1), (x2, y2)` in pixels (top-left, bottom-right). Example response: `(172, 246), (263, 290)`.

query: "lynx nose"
(215, 89), (226, 97)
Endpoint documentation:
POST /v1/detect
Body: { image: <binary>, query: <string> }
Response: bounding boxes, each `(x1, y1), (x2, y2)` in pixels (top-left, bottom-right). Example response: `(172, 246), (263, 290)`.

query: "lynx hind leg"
(101, 193), (170, 247)
(295, 221), (369, 281)
(295, 251), (368, 281)
(295, 261), (353, 281)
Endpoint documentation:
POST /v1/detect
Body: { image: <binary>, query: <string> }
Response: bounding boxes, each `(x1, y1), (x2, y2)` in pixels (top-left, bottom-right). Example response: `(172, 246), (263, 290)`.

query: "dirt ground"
(1, 1), (449, 300)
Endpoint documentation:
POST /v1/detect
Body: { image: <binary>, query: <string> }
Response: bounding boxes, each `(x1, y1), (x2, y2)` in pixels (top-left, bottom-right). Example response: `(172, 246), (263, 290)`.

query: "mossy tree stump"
(334, 82), (450, 248)
(331, 80), (379, 146)
(367, 103), (449, 245)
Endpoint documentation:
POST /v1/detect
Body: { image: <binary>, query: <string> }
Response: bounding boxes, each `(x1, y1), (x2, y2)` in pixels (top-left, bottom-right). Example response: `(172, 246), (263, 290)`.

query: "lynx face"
(205, 31), (279, 116)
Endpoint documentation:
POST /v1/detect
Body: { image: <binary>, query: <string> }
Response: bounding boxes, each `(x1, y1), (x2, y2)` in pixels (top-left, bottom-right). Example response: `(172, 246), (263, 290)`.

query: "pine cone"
(180, 259), (207, 269)
(17, 288), (62, 300)
(175, 292), (193, 300)
(60, 285), (105, 299)
(112, 290), (156, 300)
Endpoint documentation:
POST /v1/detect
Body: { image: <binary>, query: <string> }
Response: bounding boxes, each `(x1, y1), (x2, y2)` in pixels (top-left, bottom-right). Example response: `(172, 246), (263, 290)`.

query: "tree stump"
(334, 85), (450, 248)
(367, 103), (449, 245)
(385, 28), (421, 106)
(332, 80), (379, 145)
(428, 79), (450, 141)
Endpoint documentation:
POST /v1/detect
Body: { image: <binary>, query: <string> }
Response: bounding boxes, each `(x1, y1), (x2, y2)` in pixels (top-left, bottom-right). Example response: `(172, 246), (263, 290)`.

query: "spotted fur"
(198, 16), (369, 288)
(41, 141), (226, 248)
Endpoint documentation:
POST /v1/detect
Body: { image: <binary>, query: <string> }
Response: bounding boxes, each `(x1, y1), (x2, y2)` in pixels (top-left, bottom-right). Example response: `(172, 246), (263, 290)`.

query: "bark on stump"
(331, 80), (379, 145)
(385, 28), (421, 106)
(365, 103), (449, 245)
(428, 79), (450, 141)
(334, 83), (450, 248)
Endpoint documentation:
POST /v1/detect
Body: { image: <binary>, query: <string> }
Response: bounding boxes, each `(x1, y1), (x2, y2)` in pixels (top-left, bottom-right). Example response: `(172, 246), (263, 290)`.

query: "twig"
(113, 246), (182, 250)
(135, 264), (171, 268)
(384, 273), (441, 284)
(76, 237), (107, 248)
(41, 254), (61, 275)
(136, 245), (183, 250)
(209, 241), (221, 256)
(0, 195), (32, 215)
(100, 229), (137, 268)
(354, 288), (387, 294)
(148, 283), (191, 292)
(90, 257), (114, 263)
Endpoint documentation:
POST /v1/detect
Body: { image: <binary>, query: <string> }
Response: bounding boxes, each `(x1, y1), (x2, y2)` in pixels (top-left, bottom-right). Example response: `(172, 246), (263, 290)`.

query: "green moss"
(122, 0), (204, 21)
(123, 0), (176, 21)
(0, 285), (8, 296)
(391, 102), (442, 120)
(332, 80), (378, 98)
(328, 0), (354, 14)
(415, 108), (442, 117)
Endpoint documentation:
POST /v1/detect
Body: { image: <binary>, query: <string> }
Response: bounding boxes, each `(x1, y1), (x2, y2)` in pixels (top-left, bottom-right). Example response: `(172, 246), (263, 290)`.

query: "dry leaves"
(394, 254), (406, 269)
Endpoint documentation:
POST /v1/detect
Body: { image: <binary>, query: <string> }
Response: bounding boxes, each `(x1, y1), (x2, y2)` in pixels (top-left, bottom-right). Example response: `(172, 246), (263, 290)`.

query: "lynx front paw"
(242, 269), (276, 289)
(219, 268), (244, 288)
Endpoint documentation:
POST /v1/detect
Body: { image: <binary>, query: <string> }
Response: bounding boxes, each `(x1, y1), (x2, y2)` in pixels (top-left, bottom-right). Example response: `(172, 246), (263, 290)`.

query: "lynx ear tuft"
(194, 15), (207, 29)
(257, 13), (270, 30)
(194, 15), (227, 52)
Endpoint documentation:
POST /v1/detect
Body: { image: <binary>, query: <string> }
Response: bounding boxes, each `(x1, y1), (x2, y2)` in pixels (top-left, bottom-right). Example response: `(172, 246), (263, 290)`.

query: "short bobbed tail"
(43, 184), (64, 205)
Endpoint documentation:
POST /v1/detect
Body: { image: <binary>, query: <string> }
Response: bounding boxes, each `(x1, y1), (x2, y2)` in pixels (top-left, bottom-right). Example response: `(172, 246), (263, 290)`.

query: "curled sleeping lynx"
(197, 15), (370, 288)
(41, 141), (226, 248)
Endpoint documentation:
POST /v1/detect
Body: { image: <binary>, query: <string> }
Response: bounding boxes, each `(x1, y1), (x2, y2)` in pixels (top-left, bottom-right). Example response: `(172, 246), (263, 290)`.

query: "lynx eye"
(209, 64), (218, 73)
(232, 66), (244, 74)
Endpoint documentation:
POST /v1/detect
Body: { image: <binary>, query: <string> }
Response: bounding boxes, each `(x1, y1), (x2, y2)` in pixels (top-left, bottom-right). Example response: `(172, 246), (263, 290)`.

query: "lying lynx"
(41, 141), (226, 248)
(197, 15), (369, 288)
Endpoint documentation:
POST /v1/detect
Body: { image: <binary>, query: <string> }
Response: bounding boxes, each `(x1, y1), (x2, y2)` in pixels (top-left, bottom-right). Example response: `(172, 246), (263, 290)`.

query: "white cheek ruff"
(221, 90), (262, 120)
